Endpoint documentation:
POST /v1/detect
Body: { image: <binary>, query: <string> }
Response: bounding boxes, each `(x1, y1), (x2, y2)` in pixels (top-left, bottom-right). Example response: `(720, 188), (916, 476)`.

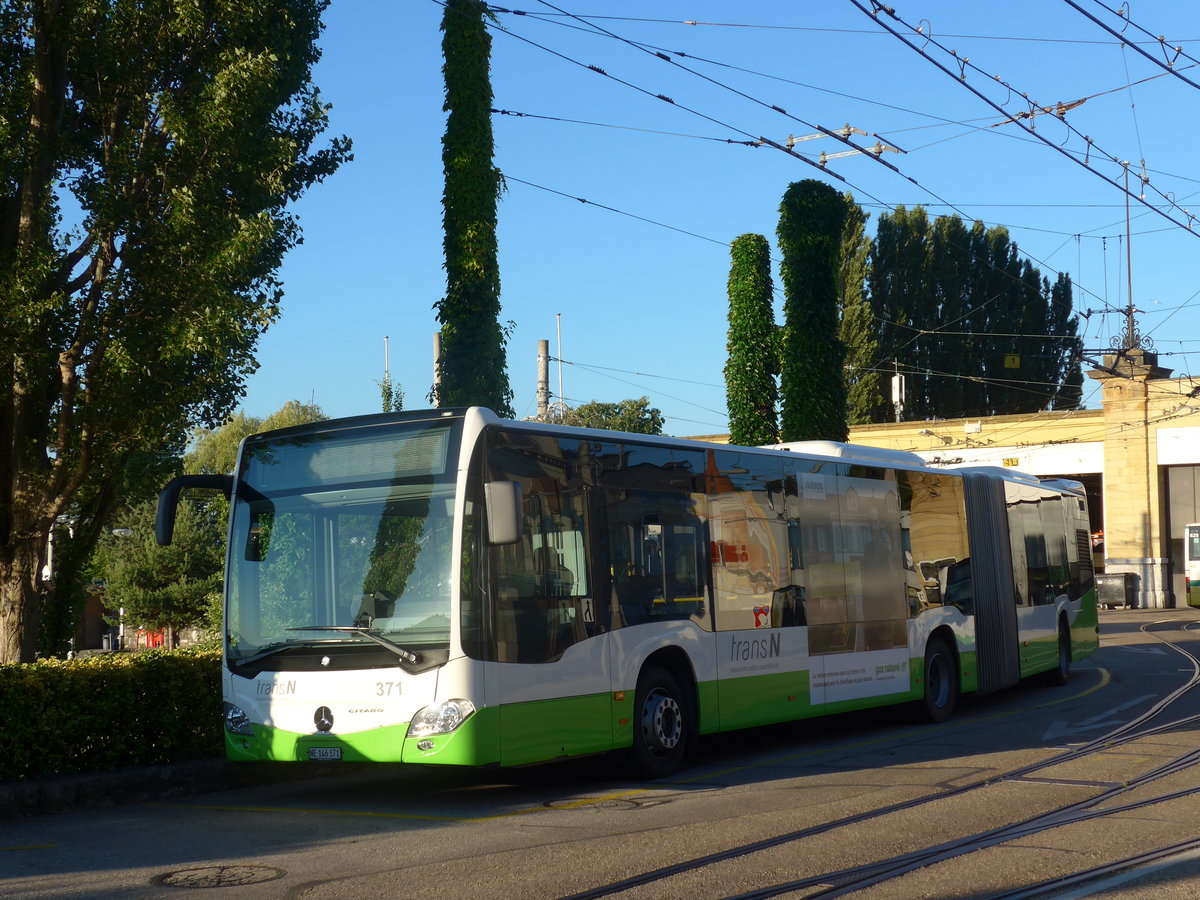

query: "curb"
(0, 758), (362, 819)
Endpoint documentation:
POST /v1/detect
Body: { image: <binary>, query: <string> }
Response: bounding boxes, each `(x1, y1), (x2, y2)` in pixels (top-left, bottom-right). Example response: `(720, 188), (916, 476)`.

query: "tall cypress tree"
(930, 215), (973, 418)
(437, 0), (513, 416)
(838, 195), (878, 426)
(1048, 273), (1083, 409)
(868, 206), (931, 422)
(778, 181), (848, 443)
(724, 234), (779, 446)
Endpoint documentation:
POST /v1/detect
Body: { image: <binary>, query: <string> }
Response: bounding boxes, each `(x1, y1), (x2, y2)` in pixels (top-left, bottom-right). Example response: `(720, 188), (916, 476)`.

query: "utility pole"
(1123, 161), (1136, 350)
(555, 313), (564, 414)
(537, 339), (550, 421)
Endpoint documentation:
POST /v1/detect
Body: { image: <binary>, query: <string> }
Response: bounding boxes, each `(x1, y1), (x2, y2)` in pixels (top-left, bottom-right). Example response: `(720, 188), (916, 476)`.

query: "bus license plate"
(308, 747), (342, 760)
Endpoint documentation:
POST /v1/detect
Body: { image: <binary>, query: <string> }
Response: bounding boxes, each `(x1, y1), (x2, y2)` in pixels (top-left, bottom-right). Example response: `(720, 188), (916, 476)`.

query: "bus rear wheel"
(921, 636), (959, 724)
(1045, 623), (1071, 686)
(630, 666), (688, 779)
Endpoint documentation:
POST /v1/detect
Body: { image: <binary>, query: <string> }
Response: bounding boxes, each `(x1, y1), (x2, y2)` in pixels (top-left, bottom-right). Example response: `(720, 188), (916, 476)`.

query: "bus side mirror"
(156, 474), (233, 545)
(484, 480), (522, 545)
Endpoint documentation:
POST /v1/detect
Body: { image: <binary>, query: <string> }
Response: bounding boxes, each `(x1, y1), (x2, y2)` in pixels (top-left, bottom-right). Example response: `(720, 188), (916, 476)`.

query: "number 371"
(375, 681), (402, 696)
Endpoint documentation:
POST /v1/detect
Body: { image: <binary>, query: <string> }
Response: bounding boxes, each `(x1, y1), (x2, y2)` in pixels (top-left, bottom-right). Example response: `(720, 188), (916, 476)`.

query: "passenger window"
(604, 491), (708, 627)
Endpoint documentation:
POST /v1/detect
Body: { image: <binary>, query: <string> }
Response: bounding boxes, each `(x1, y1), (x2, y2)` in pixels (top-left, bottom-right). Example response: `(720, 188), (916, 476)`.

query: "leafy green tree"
(380, 372), (402, 413)
(0, 2), (348, 662)
(186, 401), (326, 477)
(777, 180), (849, 443)
(562, 398), (665, 435)
(93, 499), (223, 642)
(838, 196), (878, 426)
(38, 442), (185, 655)
(724, 233), (779, 446)
(435, 0), (513, 416)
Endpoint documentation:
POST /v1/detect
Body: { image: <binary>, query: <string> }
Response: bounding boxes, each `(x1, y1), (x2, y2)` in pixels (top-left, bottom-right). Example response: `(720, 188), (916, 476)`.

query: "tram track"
(562, 618), (1200, 900)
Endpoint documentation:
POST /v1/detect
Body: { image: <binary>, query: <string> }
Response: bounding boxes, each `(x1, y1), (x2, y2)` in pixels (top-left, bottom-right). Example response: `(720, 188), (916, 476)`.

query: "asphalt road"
(4, 608), (1199, 900)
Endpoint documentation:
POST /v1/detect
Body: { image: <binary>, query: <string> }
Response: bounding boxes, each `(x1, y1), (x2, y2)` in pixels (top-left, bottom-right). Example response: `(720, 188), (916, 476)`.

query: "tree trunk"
(0, 536), (44, 663)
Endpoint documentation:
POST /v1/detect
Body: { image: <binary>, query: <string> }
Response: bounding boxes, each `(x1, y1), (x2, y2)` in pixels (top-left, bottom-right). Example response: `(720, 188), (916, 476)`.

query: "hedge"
(0, 650), (223, 781)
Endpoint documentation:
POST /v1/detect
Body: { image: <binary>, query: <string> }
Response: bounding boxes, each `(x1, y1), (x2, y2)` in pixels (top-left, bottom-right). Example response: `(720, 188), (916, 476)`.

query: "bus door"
(490, 484), (612, 766)
(1009, 490), (1060, 674)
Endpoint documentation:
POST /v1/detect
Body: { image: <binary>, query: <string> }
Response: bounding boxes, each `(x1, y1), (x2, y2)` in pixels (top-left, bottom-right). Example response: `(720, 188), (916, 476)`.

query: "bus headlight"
(224, 702), (254, 735)
(407, 699), (477, 738)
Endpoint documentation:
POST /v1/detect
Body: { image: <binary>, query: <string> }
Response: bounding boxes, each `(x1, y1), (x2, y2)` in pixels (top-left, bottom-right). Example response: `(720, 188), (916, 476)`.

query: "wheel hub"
(643, 690), (682, 752)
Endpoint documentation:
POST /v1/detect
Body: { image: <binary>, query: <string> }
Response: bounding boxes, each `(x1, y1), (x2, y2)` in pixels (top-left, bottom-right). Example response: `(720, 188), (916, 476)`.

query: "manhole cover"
(155, 866), (286, 888)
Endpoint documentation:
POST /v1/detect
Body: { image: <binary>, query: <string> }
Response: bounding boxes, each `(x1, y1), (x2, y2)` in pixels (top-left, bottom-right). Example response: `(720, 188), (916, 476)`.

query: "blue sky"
(243, 1), (1200, 435)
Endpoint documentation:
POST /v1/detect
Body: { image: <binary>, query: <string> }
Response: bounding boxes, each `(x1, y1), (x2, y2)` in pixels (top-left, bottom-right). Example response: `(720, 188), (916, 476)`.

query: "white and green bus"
(157, 407), (1099, 777)
(1186, 523), (1200, 609)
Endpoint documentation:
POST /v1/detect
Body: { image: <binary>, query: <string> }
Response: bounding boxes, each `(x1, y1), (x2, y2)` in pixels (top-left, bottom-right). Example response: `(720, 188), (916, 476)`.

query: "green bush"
(0, 650), (222, 781)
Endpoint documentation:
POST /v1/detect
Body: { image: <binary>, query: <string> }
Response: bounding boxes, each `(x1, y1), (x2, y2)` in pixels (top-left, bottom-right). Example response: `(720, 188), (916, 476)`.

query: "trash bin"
(101, 631), (112, 650)
(1096, 572), (1136, 609)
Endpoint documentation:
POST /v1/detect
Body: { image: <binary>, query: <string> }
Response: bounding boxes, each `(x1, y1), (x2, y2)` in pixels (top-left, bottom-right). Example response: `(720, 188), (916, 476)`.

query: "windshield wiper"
(288, 626), (422, 665)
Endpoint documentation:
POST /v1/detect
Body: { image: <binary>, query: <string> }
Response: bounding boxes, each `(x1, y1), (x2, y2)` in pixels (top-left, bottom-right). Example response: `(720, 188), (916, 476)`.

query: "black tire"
(1045, 623), (1071, 687)
(921, 636), (959, 724)
(629, 666), (689, 779)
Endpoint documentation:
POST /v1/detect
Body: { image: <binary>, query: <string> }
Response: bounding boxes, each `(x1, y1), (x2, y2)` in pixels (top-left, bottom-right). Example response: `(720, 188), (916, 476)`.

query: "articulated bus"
(157, 407), (1099, 777)
(1186, 524), (1200, 608)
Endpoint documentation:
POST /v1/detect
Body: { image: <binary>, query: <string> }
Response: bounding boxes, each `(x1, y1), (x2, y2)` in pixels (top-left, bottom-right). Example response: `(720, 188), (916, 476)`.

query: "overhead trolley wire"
(489, 8), (1200, 47)
(503, 175), (730, 246)
(446, 2), (848, 182)
(480, 0), (1129, 318)
(449, 1), (1169, 409)
(1063, 0), (1200, 93)
(516, 1), (1114, 322)
(849, 1), (1200, 239)
(522, 0), (902, 178)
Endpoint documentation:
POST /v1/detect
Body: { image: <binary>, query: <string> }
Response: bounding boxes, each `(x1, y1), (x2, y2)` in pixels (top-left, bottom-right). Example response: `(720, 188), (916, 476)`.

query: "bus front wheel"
(921, 636), (959, 724)
(630, 666), (688, 779)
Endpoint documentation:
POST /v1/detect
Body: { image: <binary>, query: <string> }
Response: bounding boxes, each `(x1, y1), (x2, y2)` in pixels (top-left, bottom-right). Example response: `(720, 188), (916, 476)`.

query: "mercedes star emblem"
(314, 706), (334, 733)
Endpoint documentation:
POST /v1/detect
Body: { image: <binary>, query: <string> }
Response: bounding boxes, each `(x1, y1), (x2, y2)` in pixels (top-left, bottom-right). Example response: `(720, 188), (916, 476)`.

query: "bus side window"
(605, 491), (706, 627)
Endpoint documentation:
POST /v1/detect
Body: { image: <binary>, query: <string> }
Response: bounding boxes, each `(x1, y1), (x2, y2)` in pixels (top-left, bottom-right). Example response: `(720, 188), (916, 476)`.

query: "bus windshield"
(226, 418), (461, 667)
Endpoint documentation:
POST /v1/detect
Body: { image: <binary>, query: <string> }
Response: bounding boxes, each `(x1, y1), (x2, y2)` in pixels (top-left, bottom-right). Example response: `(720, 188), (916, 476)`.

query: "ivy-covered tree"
(435, 0), (513, 416)
(777, 180), (848, 443)
(0, 1), (349, 663)
(724, 233), (778, 446)
(837, 196), (878, 426)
